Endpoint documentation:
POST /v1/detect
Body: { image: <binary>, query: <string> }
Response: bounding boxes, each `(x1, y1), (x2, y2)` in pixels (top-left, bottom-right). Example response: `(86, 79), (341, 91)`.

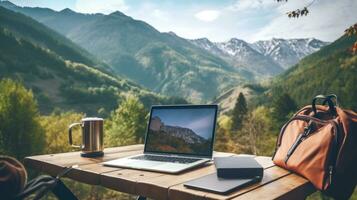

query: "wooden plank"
(168, 156), (275, 200)
(24, 145), (144, 185)
(233, 173), (315, 200)
(25, 144), (143, 163)
(62, 149), (143, 185)
(24, 144), (143, 169)
(100, 169), (164, 195)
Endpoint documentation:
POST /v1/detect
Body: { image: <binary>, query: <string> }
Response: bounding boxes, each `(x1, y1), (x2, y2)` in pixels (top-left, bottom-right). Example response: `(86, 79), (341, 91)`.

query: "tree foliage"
(345, 23), (357, 54)
(215, 106), (276, 156)
(286, 7), (309, 18)
(231, 92), (248, 131)
(105, 96), (148, 147)
(214, 115), (241, 153)
(0, 79), (45, 159)
(239, 106), (276, 155)
(40, 112), (84, 154)
(276, 0), (313, 18)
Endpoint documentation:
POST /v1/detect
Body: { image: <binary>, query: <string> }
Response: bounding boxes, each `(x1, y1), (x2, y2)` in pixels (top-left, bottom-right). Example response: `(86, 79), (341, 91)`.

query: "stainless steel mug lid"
(81, 117), (103, 122)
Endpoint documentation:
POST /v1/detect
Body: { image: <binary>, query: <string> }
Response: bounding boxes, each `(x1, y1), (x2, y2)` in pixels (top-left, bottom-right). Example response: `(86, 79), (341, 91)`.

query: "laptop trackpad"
(150, 162), (186, 171)
(127, 160), (164, 168)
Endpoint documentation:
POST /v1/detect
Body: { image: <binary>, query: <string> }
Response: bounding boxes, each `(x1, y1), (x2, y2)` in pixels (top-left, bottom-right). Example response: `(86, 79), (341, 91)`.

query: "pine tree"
(231, 92), (248, 131)
(272, 93), (297, 129)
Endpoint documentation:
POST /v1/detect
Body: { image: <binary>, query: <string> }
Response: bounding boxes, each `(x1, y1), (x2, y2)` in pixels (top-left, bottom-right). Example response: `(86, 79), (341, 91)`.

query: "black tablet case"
(214, 157), (263, 179)
(183, 173), (261, 194)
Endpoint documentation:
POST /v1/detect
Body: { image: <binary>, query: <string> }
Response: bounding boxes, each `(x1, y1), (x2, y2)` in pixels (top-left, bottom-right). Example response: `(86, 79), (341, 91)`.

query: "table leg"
(52, 179), (78, 200)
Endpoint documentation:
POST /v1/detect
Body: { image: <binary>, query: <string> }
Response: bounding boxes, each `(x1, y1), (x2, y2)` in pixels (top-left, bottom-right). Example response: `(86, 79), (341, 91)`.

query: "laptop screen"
(144, 105), (217, 158)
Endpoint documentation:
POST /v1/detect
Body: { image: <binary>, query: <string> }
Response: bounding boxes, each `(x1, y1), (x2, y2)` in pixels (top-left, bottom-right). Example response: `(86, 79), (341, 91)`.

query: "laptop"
(103, 104), (218, 173)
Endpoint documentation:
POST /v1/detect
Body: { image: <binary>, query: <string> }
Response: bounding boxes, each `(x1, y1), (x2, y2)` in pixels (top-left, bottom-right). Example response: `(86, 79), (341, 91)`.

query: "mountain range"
(150, 116), (207, 144)
(215, 34), (357, 112)
(148, 116), (209, 154)
(0, 1), (328, 103)
(0, 6), (184, 115)
(191, 37), (329, 73)
(270, 34), (357, 110)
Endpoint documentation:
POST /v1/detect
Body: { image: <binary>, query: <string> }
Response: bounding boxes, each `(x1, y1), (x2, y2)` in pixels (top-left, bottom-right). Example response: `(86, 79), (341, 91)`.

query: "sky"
(151, 108), (216, 139)
(7, 0), (357, 42)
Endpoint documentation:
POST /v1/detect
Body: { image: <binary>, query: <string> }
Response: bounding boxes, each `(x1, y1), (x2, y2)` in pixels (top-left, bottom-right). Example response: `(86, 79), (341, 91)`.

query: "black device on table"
(184, 156), (263, 194)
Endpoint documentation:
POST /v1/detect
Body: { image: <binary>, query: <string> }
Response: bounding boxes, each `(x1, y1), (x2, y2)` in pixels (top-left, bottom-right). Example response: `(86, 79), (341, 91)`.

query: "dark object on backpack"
(272, 94), (357, 199)
(0, 156), (27, 200)
(0, 155), (78, 200)
(214, 157), (263, 179)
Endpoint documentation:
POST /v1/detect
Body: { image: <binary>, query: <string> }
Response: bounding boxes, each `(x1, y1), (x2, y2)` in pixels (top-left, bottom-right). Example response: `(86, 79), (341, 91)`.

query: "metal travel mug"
(68, 117), (104, 157)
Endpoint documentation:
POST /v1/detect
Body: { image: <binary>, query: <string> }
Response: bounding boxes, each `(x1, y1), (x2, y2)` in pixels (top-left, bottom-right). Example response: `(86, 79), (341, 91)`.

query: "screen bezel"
(143, 104), (218, 158)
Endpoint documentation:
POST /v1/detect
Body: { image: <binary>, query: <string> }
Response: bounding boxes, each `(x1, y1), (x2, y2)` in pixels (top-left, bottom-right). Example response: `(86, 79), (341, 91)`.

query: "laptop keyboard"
(130, 155), (201, 164)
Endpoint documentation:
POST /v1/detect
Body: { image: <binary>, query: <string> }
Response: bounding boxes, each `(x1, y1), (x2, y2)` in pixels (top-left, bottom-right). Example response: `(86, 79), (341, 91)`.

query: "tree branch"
(276, 0), (317, 18)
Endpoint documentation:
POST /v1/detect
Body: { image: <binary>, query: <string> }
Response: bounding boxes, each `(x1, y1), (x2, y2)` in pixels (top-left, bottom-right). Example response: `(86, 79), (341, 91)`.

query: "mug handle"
(68, 122), (82, 148)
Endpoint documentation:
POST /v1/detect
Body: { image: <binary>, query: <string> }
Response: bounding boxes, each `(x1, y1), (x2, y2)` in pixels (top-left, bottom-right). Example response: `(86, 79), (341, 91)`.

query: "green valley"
(0, 6), (185, 115)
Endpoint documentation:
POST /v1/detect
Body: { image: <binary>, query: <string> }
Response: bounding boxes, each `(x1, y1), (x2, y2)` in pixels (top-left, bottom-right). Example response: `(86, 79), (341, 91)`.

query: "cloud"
(74, 0), (129, 14)
(185, 115), (214, 138)
(195, 10), (220, 22)
(152, 9), (169, 20)
(227, 0), (275, 11)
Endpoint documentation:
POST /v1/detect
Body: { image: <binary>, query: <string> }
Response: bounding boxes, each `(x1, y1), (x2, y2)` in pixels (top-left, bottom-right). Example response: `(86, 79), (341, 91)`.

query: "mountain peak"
(0, 0), (16, 7)
(109, 10), (126, 17)
(167, 31), (177, 36)
(227, 38), (246, 44)
(192, 37), (211, 43)
(59, 8), (75, 14)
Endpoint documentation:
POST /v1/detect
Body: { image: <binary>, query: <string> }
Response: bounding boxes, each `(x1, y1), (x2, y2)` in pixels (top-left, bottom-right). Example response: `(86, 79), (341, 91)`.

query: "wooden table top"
(24, 144), (316, 200)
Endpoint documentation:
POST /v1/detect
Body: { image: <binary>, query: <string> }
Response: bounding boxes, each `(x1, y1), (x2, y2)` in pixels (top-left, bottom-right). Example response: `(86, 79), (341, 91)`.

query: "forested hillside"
(0, 7), (185, 115)
(0, 5), (109, 71)
(270, 34), (357, 110)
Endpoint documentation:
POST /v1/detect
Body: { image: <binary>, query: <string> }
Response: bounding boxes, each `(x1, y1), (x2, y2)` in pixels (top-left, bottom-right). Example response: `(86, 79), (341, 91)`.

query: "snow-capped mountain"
(251, 38), (329, 69)
(190, 37), (329, 75)
(191, 38), (284, 76)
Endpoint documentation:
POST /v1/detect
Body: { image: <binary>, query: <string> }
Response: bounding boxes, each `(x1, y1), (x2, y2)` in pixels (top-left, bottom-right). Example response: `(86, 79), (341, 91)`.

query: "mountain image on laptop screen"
(145, 108), (215, 155)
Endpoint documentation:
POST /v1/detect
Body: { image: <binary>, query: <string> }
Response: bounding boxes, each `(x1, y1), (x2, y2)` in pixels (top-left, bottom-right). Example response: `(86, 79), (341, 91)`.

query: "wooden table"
(24, 144), (316, 200)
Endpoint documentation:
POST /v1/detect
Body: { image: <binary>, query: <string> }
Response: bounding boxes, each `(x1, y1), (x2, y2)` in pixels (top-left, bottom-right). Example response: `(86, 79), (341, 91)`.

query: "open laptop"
(103, 104), (218, 173)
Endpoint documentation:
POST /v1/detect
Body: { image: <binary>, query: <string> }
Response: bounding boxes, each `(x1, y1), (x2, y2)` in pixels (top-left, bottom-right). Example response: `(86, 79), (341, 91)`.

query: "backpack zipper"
(284, 125), (312, 164)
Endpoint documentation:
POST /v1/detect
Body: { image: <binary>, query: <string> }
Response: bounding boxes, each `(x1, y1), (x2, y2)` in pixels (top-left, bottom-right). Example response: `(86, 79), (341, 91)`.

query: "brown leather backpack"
(0, 156), (27, 200)
(272, 95), (357, 199)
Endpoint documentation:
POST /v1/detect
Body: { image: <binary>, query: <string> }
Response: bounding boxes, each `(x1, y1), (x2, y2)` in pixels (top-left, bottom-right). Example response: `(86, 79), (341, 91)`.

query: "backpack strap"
(312, 94), (338, 116)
